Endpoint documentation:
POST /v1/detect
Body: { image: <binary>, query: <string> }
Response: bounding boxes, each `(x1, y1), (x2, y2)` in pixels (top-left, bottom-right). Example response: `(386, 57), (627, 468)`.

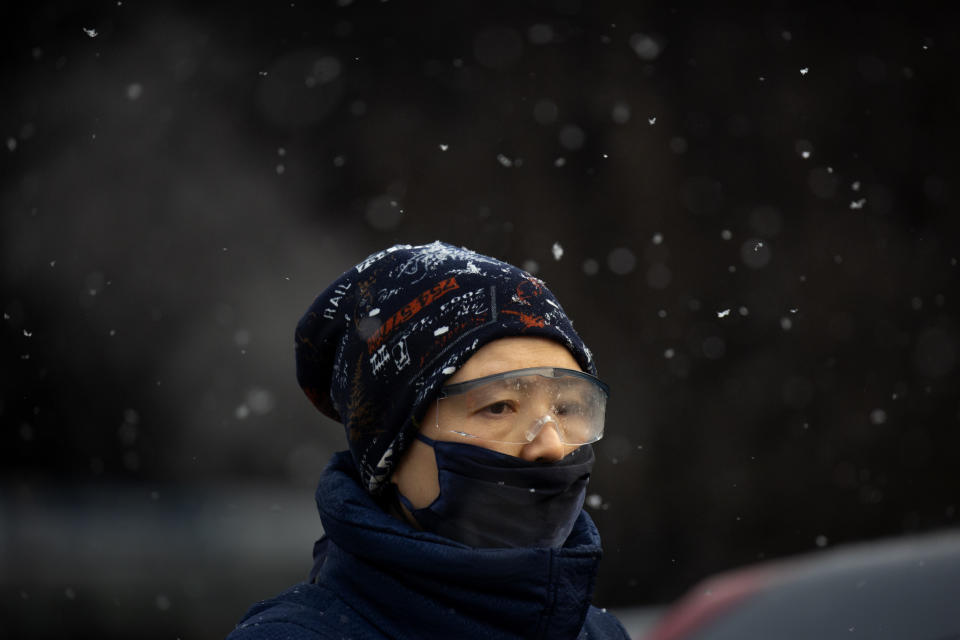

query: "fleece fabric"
(227, 452), (629, 640)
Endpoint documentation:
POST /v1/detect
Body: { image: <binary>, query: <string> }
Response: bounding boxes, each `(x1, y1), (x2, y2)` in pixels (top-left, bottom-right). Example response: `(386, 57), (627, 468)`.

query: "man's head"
(295, 241), (596, 493)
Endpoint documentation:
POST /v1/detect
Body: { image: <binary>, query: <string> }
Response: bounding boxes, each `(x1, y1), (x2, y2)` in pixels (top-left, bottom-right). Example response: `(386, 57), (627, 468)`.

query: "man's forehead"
(450, 337), (581, 382)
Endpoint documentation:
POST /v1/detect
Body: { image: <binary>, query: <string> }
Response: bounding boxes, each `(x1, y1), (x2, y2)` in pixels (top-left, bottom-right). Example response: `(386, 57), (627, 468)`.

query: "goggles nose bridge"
(524, 413), (560, 443)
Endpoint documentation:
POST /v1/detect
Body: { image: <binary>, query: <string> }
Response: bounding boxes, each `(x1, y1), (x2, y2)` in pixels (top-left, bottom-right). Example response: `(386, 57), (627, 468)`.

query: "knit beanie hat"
(295, 241), (596, 493)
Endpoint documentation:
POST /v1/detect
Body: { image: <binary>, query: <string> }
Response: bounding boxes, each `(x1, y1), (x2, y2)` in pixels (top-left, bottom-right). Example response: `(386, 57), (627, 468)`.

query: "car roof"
(646, 528), (960, 640)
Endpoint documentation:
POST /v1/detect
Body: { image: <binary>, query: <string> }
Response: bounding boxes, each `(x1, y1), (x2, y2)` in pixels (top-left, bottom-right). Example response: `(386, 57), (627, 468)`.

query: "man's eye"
(484, 402), (511, 415)
(554, 402), (583, 416)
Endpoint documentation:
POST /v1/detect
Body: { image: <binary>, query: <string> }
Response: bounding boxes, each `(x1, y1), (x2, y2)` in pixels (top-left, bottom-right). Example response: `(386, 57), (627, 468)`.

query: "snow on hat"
(295, 241), (596, 493)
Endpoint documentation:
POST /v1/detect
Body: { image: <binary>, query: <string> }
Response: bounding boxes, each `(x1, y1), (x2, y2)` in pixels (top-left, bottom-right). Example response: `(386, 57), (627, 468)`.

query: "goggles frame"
(434, 366), (609, 444)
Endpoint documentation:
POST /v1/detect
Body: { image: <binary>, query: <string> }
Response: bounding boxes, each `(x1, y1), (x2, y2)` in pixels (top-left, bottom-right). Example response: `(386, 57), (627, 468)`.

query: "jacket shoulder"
(579, 606), (631, 639)
(226, 583), (383, 640)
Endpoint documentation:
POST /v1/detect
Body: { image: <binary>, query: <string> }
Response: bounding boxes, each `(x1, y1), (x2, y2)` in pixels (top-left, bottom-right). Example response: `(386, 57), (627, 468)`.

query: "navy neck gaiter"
(394, 434), (594, 548)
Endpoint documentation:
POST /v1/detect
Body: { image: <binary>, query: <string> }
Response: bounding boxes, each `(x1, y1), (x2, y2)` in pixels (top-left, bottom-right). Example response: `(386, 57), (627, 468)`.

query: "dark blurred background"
(2, 1), (958, 638)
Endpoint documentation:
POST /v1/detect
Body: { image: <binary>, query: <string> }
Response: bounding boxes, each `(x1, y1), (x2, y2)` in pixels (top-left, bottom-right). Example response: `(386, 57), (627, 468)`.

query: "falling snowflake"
(717, 309), (731, 318)
(83, 27), (99, 38)
(439, 144), (449, 151)
(648, 116), (657, 125)
(850, 198), (866, 210)
(551, 242), (564, 260)
(800, 67), (809, 75)
(496, 154), (513, 168)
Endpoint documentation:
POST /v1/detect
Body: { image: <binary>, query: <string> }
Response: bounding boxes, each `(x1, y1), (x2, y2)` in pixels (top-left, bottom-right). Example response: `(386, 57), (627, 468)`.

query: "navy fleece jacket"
(227, 451), (629, 640)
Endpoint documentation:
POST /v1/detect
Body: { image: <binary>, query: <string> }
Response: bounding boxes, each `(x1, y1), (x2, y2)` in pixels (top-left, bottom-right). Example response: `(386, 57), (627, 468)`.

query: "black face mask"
(394, 434), (594, 548)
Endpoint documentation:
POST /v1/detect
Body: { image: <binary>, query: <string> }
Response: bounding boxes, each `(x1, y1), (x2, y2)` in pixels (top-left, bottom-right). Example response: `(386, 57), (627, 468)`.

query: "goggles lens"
(435, 367), (609, 445)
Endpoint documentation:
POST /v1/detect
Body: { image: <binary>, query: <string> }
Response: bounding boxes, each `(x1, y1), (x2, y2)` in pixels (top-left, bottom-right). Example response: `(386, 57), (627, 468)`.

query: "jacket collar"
(311, 451), (603, 640)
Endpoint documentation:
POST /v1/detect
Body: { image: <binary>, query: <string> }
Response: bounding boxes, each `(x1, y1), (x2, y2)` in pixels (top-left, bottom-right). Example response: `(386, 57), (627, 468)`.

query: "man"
(228, 241), (629, 639)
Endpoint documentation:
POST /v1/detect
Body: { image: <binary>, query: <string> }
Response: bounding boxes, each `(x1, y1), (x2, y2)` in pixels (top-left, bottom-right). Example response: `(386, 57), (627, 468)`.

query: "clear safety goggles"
(434, 367), (609, 445)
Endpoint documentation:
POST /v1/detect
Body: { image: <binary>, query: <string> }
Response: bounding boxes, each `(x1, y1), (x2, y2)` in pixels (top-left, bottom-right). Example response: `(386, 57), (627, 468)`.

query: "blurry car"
(642, 528), (960, 640)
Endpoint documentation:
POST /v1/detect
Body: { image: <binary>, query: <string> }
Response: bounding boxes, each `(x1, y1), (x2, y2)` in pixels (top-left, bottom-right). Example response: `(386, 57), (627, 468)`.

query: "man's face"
(390, 336), (583, 510)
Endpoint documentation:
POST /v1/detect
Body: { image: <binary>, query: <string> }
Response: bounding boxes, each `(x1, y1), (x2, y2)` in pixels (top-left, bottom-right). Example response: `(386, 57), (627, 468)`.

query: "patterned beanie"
(295, 241), (596, 493)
